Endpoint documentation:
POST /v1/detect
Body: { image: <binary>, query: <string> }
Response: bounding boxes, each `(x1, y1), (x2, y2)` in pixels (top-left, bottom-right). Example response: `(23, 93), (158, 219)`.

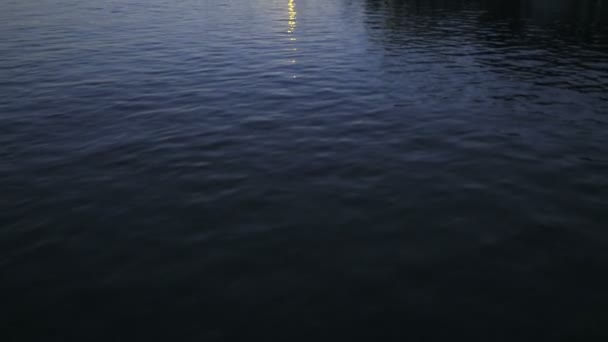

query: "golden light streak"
(287, 0), (298, 74)
(287, 0), (296, 34)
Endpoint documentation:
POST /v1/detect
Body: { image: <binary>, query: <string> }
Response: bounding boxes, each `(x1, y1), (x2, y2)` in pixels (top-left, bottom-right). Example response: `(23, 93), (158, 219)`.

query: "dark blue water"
(2, 0), (608, 340)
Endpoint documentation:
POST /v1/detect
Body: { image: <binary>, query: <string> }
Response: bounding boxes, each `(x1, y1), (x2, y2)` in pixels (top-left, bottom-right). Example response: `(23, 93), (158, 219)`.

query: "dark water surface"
(2, 0), (608, 340)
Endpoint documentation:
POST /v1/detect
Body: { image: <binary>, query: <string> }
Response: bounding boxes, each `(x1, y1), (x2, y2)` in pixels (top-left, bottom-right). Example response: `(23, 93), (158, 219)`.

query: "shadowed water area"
(1, 0), (608, 340)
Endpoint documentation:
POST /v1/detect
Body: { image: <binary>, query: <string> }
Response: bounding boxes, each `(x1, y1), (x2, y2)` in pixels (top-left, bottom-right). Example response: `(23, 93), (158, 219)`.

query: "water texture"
(1, 0), (608, 340)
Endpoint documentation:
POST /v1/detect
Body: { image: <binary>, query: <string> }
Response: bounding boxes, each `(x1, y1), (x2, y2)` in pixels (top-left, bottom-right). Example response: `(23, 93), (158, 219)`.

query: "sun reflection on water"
(288, 0), (296, 34)
(287, 0), (298, 75)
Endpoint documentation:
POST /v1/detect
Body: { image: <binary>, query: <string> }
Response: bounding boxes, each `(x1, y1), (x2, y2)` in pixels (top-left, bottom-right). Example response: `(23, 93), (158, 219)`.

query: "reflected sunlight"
(287, 0), (296, 34)
(287, 0), (298, 71)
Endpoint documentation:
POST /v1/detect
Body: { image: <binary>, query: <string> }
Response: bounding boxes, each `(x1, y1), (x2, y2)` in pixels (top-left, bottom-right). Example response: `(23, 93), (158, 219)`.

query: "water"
(1, 0), (608, 340)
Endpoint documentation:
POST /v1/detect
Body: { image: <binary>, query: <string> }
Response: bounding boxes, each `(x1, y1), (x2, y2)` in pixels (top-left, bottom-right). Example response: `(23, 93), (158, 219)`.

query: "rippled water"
(1, 0), (608, 340)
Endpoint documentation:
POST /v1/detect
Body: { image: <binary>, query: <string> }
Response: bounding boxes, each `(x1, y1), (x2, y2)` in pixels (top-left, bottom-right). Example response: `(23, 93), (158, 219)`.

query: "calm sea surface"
(1, 0), (608, 340)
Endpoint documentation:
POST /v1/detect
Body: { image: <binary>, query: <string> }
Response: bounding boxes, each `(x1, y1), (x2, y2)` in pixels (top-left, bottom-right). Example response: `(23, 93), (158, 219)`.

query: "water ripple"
(1, 0), (608, 340)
